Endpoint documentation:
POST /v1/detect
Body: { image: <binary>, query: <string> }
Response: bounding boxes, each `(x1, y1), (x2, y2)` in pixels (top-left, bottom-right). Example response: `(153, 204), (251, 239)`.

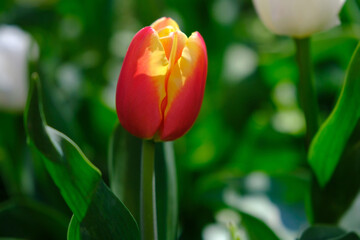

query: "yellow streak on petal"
(159, 31), (187, 62)
(168, 32), (178, 69)
(134, 32), (169, 104)
(134, 34), (169, 78)
(157, 26), (175, 38)
(165, 32), (203, 116)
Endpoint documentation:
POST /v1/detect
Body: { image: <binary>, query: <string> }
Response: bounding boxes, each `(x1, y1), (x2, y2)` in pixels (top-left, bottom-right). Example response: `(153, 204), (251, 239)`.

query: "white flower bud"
(252, 0), (346, 38)
(0, 25), (38, 112)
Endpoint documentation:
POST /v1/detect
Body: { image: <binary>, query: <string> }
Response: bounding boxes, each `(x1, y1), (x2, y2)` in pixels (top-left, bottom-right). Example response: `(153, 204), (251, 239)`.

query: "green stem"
(141, 140), (157, 240)
(294, 37), (320, 146)
(164, 142), (178, 240)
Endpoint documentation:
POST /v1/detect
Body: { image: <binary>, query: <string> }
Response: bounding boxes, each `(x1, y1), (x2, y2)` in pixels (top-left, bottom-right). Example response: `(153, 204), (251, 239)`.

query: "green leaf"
(155, 142), (178, 240)
(0, 199), (68, 239)
(108, 124), (142, 223)
(0, 113), (27, 196)
(67, 215), (81, 240)
(80, 181), (140, 240)
(310, 140), (360, 224)
(309, 42), (360, 186)
(238, 211), (280, 240)
(25, 75), (101, 220)
(109, 124), (179, 240)
(67, 183), (141, 240)
(298, 225), (360, 240)
(25, 75), (140, 240)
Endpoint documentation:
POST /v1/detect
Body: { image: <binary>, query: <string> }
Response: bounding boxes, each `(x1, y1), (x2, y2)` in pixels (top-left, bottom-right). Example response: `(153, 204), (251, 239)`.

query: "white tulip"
(0, 25), (37, 112)
(252, 0), (346, 38)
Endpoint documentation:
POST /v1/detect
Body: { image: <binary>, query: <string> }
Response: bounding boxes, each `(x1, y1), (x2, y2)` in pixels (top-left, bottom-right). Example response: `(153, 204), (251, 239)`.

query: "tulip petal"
(159, 31), (187, 63)
(159, 32), (207, 141)
(116, 27), (168, 139)
(151, 17), (180, 32)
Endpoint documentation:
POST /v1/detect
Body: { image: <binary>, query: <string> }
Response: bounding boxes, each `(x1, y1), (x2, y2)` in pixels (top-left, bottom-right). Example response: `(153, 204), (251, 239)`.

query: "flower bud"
(116, 17), (208, 141)
(252, 0), (346, 38)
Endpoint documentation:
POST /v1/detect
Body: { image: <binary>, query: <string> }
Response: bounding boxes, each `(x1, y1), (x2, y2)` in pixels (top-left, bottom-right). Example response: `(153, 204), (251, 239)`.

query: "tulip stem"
(140, 140), (157, 240)
(294, 37), (319, 145)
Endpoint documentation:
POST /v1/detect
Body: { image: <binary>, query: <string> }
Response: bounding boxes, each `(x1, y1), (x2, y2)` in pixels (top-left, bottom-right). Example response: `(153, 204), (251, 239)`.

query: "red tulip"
(116, 17), (208, 141)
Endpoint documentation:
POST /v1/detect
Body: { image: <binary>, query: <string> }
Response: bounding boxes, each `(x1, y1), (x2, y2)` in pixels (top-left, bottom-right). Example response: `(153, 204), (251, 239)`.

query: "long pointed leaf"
(67, 215), (81, 240)
(310, 140), (360, 224)
(309, 42), (360, 186)
(25, 75), (140, 239)
(108, 124), (142, 223)
(25, 75), (101, 220)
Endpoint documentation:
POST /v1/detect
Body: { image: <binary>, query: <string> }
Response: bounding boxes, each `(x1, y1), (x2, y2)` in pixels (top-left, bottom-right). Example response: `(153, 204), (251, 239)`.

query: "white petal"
(252, 0), (278, 33)
(253, 0), (346, 38)
(0, 25), (34, 111)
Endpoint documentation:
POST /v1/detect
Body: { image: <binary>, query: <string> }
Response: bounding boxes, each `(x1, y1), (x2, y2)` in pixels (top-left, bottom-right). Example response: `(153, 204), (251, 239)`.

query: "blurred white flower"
(252, 0), (346, 38)
(202, 223), (231, 240)
(272, 109), (305, 135)
(223, 44), (258, 84)
(272, 81), (297, 109)
(244, 172), (270, 193)
(340, 192), (360, 233)
(0, 25), (37, 112)
(224, 188), (297, 239)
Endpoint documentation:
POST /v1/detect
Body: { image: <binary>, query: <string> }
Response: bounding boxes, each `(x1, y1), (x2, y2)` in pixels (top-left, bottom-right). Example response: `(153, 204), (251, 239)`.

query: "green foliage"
(79, 181), (139, 240)
(0, 199), (68, 239)
(238, 211), (280, 240)
(108, 124), (142, 222)
(25, 75), (102, 220)
(67, 216), (81, 240)
(25, 77), (140, 239)
(309, 42), (360, 186)
(1, 0), (360, 238)
(155, 142), (178, 240)
(310, 140), (360, 224)
(109, 124), (178, 240)
(299, 226), (360, 240)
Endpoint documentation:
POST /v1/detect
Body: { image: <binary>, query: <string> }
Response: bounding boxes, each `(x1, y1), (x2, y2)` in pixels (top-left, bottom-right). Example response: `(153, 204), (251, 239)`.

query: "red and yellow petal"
(159, 32), (208, 141)
(159, 30), (187, 63)
(151, 17), (180, 32)
(116, 27), (169, 139)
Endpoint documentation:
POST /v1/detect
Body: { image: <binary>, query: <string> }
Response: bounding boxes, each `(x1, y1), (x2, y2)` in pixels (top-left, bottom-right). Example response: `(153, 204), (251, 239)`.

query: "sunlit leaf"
(25, 75), (101, 220)
(25, 76), (140, 239)
(309, 42), (360, 186)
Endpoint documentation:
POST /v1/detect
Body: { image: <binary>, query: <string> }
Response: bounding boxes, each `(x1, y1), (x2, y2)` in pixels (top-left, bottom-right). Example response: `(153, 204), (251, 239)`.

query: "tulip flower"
(0, 25), (36, 111)
(116, 17), (208, 141)
(252, 0), (346, 38)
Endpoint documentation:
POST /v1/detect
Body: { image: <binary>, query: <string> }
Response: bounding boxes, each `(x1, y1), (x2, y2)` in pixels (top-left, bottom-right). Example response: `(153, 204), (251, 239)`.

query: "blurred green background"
(1, 0), (360, 239)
